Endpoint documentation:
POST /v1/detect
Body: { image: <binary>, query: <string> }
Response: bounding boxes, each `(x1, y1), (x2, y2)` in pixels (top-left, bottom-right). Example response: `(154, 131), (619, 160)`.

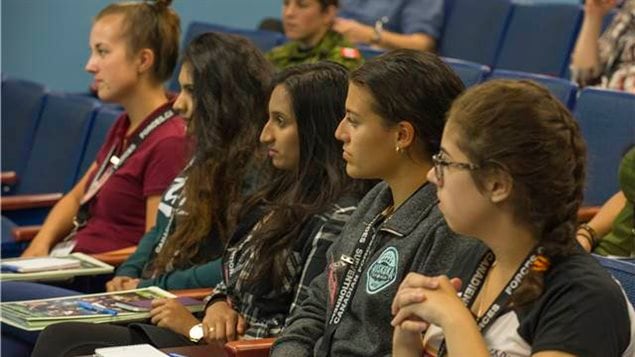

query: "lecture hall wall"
(1, 0), (280, 92)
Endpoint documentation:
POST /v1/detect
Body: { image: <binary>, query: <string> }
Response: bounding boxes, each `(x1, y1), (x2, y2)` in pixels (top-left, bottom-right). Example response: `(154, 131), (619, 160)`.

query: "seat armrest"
(11, 225), (42, 242)
(1, 171), (18, 186)
(90, 246), (137, 266)
(225, 338), (276, 357)
(1, 193), (63, 211)
(170, 288), (214, 300)
(578, 206), (600, 223)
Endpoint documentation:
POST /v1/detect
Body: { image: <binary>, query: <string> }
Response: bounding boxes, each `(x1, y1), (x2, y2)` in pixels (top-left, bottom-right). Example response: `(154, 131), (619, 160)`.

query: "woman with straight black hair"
(32, 61), (368, 356)
(272, 49), (478, 356)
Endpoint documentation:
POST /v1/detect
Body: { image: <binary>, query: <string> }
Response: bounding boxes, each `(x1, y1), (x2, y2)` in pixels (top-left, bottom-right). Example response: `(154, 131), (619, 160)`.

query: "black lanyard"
(73, 107), (176, 229)
(316, 211), (387, 357)
(436, 246), (544, 357)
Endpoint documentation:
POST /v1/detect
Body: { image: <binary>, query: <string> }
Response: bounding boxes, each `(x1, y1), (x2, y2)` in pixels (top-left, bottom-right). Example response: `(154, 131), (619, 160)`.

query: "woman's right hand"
(20, 241), (50, 258)
(201, 301), (247, 343)
(585, 0), (618, 18)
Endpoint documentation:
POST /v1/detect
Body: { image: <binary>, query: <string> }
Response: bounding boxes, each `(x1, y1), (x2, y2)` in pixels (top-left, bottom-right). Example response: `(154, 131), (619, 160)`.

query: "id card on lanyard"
(316, 211), (386, 357)
(435, 247), (544, 357)
(50, 108), (176, 257)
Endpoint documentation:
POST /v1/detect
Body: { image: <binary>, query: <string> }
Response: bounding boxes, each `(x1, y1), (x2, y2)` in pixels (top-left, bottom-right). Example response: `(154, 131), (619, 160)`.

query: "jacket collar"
(361, 182), (439, 238)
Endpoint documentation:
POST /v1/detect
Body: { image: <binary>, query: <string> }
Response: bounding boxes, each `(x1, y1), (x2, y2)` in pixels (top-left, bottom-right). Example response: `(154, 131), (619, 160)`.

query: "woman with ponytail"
(1, 2), (189, 356)
(21, 0), (187, 258)
(391, 80), (635, 357)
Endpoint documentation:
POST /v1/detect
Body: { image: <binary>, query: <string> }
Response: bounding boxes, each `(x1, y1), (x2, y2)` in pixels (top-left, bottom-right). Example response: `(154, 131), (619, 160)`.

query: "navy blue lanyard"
(436, 247), (543, 356)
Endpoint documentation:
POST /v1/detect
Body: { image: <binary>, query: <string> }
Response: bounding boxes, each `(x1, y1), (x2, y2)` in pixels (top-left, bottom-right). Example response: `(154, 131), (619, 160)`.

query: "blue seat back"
(488, 69), (578, 109)
(494, 3), (582, 77)
(573, 88), (635, 205)
(594, 255), (635, 307)
(443, 57), (491, 87)
(184, 22), (285, 52)
(75, 107), (122, 182)
(439, 0), (513, 65)
(15, 93), (99, 194)
(602, 8), (617, 32)
(0, 215), (24, 258)
(1, 78), (47, 174)
(169, 21), (286, 92)
(357, 46), (384, 60)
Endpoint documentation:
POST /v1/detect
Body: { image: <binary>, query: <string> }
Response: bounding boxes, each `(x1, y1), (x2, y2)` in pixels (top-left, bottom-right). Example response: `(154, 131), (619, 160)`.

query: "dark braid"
(448, 79), (587, 306)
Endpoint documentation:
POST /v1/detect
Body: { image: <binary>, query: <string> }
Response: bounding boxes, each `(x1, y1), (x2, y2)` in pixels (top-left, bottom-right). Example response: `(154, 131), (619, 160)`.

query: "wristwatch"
(188, 323), (204, 343)
(370, 16), (389, 45)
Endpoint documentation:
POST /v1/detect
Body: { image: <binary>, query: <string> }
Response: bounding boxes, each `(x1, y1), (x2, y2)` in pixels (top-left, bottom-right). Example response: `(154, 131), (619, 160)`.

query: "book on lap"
(0, 253), (114, 281)
(0, 286), (205, 331)
(1, 257), (81, 273)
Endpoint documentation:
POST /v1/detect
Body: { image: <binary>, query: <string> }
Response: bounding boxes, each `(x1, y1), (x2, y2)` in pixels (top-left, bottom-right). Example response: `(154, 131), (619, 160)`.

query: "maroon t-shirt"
(73, 102), (188, 254)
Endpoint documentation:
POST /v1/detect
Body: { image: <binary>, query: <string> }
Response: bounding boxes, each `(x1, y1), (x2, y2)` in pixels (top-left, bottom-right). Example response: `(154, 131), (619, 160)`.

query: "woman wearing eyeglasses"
(271, 50), (479, 356)
(391, 80), (635, 357)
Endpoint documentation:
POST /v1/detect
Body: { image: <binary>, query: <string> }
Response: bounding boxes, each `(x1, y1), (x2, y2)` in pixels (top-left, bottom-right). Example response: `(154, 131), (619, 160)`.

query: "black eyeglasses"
(432, 153), (480, 185)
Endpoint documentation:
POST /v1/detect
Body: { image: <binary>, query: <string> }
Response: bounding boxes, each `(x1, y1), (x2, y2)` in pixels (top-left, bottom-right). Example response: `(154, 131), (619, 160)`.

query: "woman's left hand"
(121, 278), (140, 290)
(149, 298), (200, 337)
(391, 274), (466, 332)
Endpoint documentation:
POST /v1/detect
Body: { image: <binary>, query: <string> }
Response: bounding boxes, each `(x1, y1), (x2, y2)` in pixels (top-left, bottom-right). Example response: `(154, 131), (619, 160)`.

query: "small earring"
(395, 146), (403, 154)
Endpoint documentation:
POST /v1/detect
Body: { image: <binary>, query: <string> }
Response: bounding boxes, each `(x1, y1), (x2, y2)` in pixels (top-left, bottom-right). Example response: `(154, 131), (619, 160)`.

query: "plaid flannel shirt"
(205, 197), (359, 339)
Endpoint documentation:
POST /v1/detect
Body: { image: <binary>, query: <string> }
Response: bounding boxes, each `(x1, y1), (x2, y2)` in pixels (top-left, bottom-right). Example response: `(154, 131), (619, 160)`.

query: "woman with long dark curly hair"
(32, 61), (369, 355)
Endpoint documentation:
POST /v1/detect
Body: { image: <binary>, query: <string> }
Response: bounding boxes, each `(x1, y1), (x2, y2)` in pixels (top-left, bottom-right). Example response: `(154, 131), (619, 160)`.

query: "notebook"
(0, 253), (114, 282)
(114, 296), (203, 312)
(1, 257), (81, 273)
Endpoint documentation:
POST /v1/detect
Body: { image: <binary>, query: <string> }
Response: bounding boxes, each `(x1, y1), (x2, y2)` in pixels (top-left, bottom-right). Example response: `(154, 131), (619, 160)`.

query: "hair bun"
(153, 0), (173, 11)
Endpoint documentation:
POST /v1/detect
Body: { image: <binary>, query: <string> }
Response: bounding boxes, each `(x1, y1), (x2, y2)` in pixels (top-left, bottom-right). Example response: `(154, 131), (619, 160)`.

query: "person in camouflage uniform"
(267, 0), (363, 70)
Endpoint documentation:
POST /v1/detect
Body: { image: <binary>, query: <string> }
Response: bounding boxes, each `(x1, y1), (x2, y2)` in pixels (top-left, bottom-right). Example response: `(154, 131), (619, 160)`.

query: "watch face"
(189, 323), (204, 341)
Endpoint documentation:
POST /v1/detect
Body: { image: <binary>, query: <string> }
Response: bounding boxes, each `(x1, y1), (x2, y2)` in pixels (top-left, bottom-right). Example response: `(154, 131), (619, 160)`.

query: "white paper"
(94, 344), (168, 357)
(1, 257), (81, 273)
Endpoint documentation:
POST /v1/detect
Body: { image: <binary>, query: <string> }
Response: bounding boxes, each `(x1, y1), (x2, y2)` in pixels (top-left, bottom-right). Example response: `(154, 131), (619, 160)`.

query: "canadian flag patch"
(340, 47), (360, 59)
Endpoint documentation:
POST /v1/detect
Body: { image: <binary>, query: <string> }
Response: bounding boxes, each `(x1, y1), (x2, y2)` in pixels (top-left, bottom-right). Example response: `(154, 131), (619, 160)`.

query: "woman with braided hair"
(391, 80), (635, 356)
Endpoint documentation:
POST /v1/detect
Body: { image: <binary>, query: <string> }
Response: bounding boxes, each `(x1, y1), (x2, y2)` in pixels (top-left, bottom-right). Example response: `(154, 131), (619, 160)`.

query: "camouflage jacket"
(266, 30), (363, 71)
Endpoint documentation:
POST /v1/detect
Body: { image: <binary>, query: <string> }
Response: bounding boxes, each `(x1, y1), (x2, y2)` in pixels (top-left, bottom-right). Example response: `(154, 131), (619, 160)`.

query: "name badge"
(50, 239), (77, 257)
(109, 155), (121, 166)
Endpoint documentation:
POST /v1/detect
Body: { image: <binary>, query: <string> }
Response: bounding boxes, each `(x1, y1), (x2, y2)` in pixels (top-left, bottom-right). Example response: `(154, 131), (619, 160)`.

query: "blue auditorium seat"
(1, 78), (47, 175)
(443, 57), (491, 87)
(1, 215), (23, 258)
(439, 0), (513, 66)
(168, 21), (286, 92)
(3, 93), (99, 226)
(494, 3), (582, 77)
(488, 69), (578, 109)
(183, 21), (286, 52)
(357, 46), (384, 60)
(75, 107), (122, 182)
(573, 88), (635, 206)
(594, 255), (635, 307)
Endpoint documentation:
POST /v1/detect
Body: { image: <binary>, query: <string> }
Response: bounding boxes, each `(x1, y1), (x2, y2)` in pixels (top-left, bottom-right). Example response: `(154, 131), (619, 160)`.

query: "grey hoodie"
(271, 181), (480, 356)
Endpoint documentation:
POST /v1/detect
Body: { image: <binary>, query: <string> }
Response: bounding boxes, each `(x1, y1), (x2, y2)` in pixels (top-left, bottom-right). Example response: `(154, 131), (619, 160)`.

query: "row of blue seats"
(1, 78), (122, 225)
(170, 0), (615, 93)
(2, 70), (633, 216)
(444, 59), (634, 207)
(166, 18), (635, 208)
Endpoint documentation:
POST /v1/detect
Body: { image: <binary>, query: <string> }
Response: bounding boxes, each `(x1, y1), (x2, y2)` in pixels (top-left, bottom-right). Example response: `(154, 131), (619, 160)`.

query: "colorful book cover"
(0, 287), (204, 331)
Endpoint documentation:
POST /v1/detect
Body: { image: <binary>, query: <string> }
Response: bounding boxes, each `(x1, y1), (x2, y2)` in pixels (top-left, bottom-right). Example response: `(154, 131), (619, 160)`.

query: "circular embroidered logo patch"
(366, 246), (398, 294)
